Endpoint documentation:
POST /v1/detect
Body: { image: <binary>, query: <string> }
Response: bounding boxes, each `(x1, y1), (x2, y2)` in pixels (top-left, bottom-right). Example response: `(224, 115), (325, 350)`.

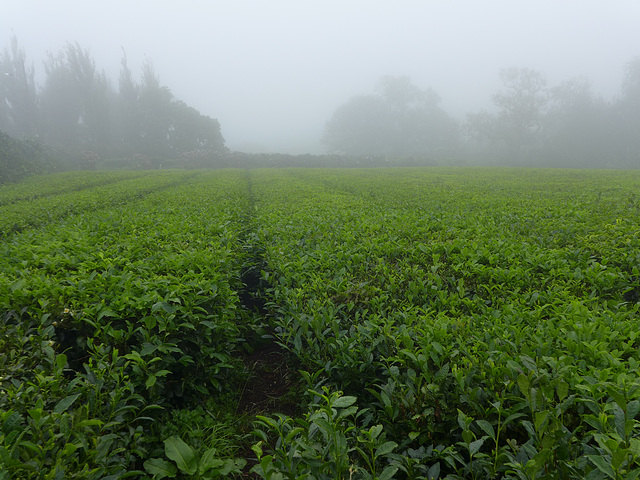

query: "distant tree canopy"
(0, 36), (38, 139)
(325, 63), (640, 168)
(0, 36), (226, 164)
(0, 130), (58, 183)
(615, 57), (640, 166)
(464, 63), (640, 167)
(323, 76), (459, 156)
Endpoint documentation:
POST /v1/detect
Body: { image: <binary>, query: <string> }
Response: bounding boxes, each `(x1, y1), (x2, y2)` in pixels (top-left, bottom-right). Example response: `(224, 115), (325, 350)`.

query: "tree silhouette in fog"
(323, 76), (459, 156)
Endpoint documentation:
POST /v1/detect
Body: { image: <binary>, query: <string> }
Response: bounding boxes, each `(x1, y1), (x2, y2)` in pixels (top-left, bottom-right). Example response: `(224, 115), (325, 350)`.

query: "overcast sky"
(2, 1), (639, 153)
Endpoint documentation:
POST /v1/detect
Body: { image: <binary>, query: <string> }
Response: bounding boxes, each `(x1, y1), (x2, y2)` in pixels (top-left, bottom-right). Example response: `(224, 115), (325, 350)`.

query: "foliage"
(0, 169), (189, 235)
(323, 76), (459, 156)
(2, 168), (640, 478)
(250, 167), (640, 479)
(144, 435), (246, 479)
(0, 170), (252, 477)
(0, 131), (57, 184)
(252, 387), (398, 480)
(0, 35), (38, 138)
(0, 35), (226, 164)
(464, 65), (640, 168)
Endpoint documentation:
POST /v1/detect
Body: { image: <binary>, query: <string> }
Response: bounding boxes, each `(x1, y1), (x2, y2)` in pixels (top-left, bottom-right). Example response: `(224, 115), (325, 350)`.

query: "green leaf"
(476, 420), (495, 439)
(228, 458), (247, 474)
(144, 458), (177, 479)
(556, 380), (569, 402)
(152, 301), (177, 314)
(370, 424), (383, 439)
(19, 440), (42, 454)
(211, 458), (244, 477)
(336, 431), (347, 455)
(378, 465), (399, 480)
(55, 353), (67, 372)
(629, 438), (640, 457)
(2, 411), (22, 434)
(146, 375), (157, 388)
(313, 417), (333, 436)
(140, 343), (158, 356)
(333, 395), (357, 408)
(199, 448), (224, 475)
(53, 394), (80, 414)
(255, 415), (280, 429)
(427, 462), (441, 480)
(469, 438), (484, 456)
(517, 374), (530, 397)
(97, 307), (116, 321)
(336, 405), (358, 422)
(614, 406), (626, 439)
(61, 442), (78, 456)
(143, 316), (157, 330)
(611, 448), (628, 471)
(164, 436), (198, 475)
(77, 419), (104, 428)
(534, 411), (550, 434)
(10, 278), (26, 292)
(457, 410), (469, 431)
(375, 441), (397, 457)
(607, 386), (626, 411)
(587, 455), (616, 479)
(627, 400), (640, 420)
(503, 412), (526, 425)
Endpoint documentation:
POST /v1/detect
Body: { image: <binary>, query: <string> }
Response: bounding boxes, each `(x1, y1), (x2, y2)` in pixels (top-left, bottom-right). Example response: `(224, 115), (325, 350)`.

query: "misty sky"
(2, 1), (639, 154)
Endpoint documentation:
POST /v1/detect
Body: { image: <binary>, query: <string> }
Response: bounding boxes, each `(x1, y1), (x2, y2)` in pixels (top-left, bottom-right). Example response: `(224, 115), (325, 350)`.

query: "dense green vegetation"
(0, 131), (62, 184)
(324, 61), (640, 168)
(1, 168), (640, 479)
(0, 37), (226, 164)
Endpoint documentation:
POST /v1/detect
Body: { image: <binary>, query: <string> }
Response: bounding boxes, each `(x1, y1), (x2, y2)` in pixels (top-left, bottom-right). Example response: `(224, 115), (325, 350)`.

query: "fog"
(2, 0), (639, 154)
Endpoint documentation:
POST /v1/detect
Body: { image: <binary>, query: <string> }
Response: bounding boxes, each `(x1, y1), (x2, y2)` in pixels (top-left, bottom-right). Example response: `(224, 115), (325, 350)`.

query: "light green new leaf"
(370, 424), (383, 439)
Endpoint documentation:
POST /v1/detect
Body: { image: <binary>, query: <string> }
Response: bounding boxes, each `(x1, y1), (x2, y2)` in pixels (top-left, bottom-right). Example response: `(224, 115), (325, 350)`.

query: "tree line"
(1, 32), (639, 181)
(0, 36), (226, 167)
(323, 61), (640, 168)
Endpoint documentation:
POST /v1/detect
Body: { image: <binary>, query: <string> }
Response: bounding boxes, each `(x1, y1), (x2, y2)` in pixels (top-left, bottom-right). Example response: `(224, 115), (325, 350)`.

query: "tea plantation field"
(1, 167), (639, 479)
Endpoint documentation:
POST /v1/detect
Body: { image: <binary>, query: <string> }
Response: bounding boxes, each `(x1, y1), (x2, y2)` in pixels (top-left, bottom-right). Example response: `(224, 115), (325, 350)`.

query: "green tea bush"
(3, 167), (640, 478)
(249, 168), (640, 479)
